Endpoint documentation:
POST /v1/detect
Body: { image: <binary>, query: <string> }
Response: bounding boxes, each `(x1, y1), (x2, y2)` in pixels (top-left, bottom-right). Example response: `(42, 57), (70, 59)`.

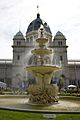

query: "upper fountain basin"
(36, 38), (48, 44)
(31, 48), (52, 56)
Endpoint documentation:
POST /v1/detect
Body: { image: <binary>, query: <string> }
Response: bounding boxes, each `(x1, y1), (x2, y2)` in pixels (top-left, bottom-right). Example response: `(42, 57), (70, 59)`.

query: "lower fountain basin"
(0, 96), (80, 112)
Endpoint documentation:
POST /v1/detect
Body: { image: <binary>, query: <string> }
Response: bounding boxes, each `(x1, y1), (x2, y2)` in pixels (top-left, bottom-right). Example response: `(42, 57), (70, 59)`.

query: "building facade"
(0, 13), (80, 89)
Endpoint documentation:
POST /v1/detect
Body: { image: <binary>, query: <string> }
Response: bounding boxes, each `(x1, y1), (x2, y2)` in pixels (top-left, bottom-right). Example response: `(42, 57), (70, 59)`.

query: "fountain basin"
(26, 65), (61, 75)
(36, 38), (48, 44)
(0, 96), (80, 112)
(31, 49), (52, 56)
(26, 65), (61, 85)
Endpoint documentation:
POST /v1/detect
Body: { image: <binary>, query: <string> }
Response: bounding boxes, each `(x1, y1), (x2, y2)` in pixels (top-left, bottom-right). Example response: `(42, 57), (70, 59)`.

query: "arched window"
(28, 55), (38, 65)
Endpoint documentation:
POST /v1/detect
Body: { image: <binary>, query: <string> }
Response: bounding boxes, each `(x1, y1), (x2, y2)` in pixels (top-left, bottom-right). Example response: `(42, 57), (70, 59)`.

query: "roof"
(26, 13), (52, 34)
(13, 31), (25, 40)
(54, 31), (66, 40)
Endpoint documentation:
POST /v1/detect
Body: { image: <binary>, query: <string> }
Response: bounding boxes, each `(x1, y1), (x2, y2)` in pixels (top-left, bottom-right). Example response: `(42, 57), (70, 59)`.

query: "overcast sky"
(0, 0), (80, 60)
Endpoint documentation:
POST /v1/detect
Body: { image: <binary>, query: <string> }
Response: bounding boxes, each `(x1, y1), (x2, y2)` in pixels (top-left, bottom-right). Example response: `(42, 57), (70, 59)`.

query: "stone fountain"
(26, 28), (61, 105)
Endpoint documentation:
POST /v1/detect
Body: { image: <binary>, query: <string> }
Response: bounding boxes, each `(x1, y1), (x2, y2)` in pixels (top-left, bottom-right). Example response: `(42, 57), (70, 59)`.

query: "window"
(60, 56), (63, 61)
(61, 41), (62, 46)
(17, 41), (21, 46)
(17, 55), (20, 60)
(27, 38), (29, 43)
(58, 41), (60, 46)
(58, 41), (62, 46)
(30, 36), (33, 41)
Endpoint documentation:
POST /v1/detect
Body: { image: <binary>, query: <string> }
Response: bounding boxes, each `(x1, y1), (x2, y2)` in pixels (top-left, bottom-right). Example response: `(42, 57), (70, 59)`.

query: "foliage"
(58, 75), (65, 92)
(59, 91), (80, 97)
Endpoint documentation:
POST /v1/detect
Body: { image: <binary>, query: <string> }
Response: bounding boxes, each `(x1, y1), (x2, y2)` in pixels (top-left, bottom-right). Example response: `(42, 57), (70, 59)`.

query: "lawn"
(0, 110), (80, 120)
(55, 114), (80, 120)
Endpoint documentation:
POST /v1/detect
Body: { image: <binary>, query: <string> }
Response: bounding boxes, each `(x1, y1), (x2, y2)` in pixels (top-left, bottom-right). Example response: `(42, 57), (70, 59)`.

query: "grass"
(0, 110), (43, 120)
(0, 110), (80, 120)
(55, 114), (80, 120)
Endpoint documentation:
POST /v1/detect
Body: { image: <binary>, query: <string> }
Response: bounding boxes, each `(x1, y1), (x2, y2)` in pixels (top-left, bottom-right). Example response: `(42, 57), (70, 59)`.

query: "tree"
(58, 74), (65, 92)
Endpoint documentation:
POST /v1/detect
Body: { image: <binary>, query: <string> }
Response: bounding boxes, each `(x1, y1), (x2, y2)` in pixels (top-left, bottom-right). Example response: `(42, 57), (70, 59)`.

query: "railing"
(68, 60), (80, 64)
(0, 59), (12, 63)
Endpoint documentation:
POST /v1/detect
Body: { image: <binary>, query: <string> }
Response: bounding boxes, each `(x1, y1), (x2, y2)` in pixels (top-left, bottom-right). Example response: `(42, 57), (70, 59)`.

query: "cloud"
(0, 0), (80, 59)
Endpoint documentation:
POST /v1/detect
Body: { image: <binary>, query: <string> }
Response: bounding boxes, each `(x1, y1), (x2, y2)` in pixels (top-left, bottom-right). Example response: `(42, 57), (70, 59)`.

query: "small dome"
(13, 31), (25, 40)
(26, 13), (52, 34)
(54, 31), (66, 40)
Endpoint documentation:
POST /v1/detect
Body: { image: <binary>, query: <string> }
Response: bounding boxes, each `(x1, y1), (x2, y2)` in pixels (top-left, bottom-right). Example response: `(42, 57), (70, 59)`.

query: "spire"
(37, 1), (40, 18)
(37, 5), (39, 13)
(37, 0), (39, 13)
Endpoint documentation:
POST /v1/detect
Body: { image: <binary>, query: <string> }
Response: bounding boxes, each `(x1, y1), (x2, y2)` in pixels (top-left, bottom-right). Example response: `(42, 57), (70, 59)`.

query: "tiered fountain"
(26, 27), (61, 105)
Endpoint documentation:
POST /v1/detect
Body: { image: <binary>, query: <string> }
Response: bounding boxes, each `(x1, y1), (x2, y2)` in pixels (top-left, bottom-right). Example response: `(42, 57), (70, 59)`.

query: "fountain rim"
(26, 64), (61, 67)
(31, 48), (52, 56)
(36, 37), (48, 43)
(25, 65), (62, 74)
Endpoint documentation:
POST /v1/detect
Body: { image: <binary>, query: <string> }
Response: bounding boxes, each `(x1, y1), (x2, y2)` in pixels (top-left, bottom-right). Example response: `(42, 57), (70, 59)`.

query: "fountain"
(26, 27), (61, 105)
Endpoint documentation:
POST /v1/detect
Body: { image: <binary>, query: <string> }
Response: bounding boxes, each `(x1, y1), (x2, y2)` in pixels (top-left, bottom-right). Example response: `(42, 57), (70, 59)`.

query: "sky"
(0, 0), (80, 60)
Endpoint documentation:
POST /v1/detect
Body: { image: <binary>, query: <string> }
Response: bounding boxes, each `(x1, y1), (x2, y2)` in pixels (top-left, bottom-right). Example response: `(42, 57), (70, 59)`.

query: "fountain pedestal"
(28, 84), (58, 105)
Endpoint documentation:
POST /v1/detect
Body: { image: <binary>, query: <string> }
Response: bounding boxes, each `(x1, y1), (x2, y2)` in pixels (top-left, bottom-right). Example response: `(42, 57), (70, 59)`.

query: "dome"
(26, 13), (52, 34)
(13, 31), (25, 40)
(54, 31), (66, 40)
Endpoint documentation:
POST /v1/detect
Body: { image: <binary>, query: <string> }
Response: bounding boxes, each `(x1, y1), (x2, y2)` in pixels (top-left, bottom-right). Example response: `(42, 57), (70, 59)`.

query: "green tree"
(58, 74), (65, 91)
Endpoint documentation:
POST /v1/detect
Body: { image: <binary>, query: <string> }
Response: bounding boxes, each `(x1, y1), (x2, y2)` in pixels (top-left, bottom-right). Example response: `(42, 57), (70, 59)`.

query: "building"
(0, 13), (80, 89)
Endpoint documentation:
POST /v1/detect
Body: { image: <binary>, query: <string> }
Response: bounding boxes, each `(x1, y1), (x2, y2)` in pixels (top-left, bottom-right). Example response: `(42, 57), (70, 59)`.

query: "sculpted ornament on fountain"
(38, 25), (45, 38)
